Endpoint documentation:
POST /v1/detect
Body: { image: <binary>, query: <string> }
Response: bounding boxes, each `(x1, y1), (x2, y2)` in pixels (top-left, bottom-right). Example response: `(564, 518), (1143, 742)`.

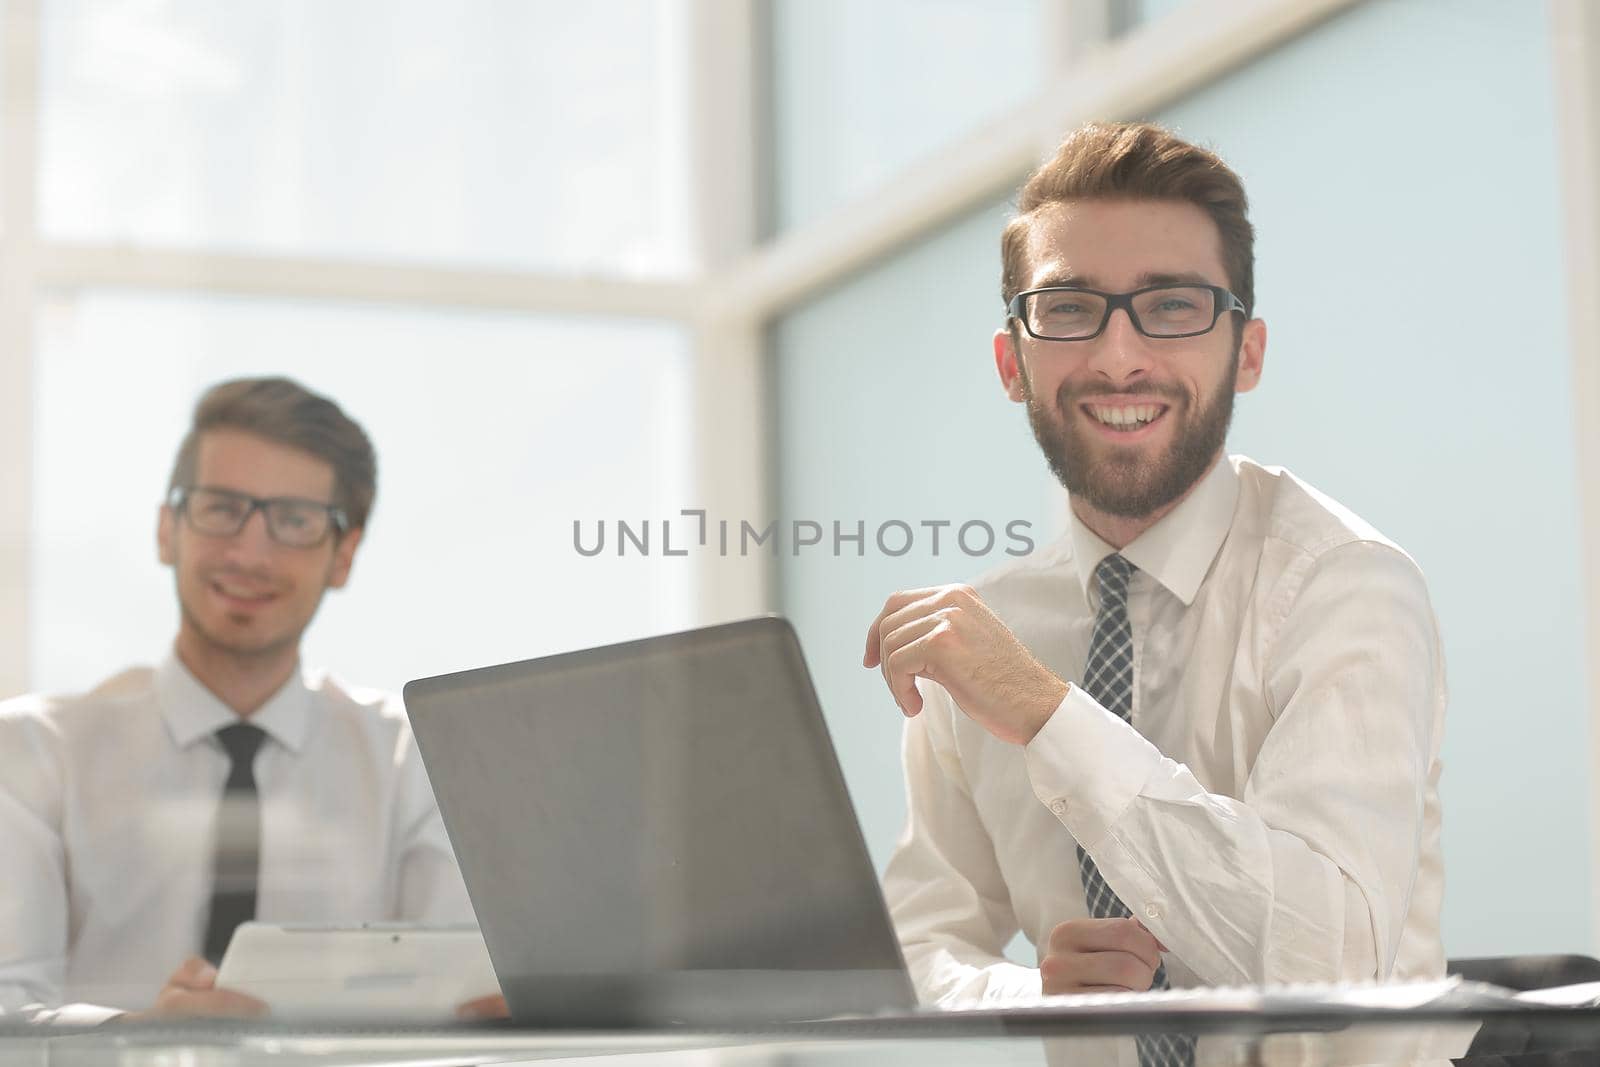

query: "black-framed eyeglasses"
(1007, 284), (1247, 341)
(168, 486), (348, 548)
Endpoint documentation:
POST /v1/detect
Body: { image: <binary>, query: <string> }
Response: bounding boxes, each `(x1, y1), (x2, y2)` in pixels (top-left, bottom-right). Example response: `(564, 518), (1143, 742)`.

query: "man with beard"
(0, 378), (476, 1023)
(865, 123), (1445, 1016)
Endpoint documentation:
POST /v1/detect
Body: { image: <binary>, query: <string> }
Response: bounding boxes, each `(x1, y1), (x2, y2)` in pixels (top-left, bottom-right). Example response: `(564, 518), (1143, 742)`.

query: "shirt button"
(1144, 903), (1161, 920)
(1050, 799), (1068, 816)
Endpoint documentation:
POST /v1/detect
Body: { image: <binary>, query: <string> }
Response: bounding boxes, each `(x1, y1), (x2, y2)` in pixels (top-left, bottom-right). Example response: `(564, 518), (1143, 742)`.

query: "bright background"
(3, 0), (1597, 962)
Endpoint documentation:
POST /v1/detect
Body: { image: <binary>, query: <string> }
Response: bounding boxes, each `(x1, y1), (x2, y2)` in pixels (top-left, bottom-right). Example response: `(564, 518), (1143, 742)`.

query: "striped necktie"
(1078, 554), (1195, 1067)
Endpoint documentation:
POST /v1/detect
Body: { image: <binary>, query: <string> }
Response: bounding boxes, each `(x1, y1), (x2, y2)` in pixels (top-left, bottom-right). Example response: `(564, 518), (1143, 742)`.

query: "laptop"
(402, 616), (920, 1027)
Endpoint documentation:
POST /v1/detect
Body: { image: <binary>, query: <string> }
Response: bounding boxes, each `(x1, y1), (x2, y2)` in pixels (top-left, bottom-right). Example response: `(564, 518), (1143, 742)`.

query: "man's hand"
(863, 584), (1069, 745)
(1040, 918), (1165, 995)
(456, 993), (509, 1021)
(123, 957), (268, 1020)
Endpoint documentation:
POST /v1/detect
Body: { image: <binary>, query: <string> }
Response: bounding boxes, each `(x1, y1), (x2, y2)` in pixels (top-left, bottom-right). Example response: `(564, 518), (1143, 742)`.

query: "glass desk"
(6, 1001), (1600, 1067)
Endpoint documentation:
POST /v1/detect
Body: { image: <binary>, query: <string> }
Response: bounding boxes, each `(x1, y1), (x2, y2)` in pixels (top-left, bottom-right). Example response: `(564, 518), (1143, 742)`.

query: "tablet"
(215, 922), (500, 1021)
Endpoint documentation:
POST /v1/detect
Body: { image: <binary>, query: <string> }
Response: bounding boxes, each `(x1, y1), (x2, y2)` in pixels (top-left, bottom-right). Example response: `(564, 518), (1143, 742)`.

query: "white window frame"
(1552, 0), (1600, 943)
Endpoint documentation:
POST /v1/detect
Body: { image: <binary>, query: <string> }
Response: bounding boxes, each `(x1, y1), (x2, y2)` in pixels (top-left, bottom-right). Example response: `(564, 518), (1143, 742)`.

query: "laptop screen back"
(403, 617), (916, 1026)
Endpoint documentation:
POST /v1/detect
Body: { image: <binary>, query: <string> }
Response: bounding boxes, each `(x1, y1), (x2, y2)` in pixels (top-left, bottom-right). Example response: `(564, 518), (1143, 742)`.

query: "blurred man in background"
(866, 122), (1445, 1030)
(0, 377), (474, 1023)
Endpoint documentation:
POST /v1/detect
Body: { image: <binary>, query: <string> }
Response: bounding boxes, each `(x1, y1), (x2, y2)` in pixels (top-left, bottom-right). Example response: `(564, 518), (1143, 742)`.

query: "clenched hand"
(1041, 918), (1166, 995)
(863, 584), (1069, 745)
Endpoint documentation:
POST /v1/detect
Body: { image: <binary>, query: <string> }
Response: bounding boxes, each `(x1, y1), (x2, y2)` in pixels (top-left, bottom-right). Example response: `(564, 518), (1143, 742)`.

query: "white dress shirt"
(0, 653), (474, 1022)
(884, 454), (1446, 1007)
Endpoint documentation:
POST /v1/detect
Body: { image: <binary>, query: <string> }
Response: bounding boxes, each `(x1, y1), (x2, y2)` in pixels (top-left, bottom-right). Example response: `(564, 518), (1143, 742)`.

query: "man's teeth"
(1088, 404), (1160, 428)
(215, 582), (270, 601)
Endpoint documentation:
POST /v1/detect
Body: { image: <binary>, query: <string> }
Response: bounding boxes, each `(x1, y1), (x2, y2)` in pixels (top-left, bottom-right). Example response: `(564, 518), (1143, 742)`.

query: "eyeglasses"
(1008, 284), (1247, 341)
(169, 486), (348, 548)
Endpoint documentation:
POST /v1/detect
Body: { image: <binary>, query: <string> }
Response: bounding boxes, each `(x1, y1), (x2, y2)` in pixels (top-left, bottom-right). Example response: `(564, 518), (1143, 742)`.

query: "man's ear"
(995, 328), (1027, 403)
(158, 505), (176, 566)
(1235, 317), (1267, 394)
(327, 527), (364, 589)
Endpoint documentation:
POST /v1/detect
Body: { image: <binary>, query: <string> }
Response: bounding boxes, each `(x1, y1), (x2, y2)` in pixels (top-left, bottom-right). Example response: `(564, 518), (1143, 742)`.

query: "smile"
(1081, 402), (1169, 432)
(211, 579), (276, 603)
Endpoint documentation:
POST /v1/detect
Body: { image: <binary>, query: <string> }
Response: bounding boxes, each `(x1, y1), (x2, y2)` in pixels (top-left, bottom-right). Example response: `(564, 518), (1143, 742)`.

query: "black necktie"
(204, 722), (266, 964)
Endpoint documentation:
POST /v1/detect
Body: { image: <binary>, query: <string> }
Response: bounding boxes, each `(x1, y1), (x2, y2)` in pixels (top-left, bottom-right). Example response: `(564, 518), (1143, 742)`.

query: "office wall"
(773, 0), (1592, 958)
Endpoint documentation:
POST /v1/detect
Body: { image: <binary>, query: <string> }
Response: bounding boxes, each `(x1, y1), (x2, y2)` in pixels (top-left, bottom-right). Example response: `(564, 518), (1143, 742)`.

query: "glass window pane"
(1149, 0), (1587, 956)
(772, 198), (1059, 876)
(32, 290), (695, 694)
(768, 0), (1043, 234)
(40, 0), (692, 276)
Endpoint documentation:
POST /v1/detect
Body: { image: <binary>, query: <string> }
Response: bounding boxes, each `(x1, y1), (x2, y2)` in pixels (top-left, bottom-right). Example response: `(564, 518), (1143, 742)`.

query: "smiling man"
(866, 123), (1446, 1022)
(0, 377), (474, 1023)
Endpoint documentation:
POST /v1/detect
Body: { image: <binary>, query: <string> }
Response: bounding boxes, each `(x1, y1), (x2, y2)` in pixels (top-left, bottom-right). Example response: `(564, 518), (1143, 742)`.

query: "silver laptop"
(403, 616), (918, 1027)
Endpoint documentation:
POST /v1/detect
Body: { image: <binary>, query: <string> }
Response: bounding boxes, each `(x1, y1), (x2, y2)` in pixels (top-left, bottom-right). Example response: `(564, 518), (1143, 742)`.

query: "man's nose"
(224, 507), (278, 556)
(1085, 305), (1155, 381)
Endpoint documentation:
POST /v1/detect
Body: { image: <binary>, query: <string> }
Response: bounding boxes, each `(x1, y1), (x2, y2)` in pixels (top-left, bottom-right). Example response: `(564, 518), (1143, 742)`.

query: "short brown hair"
(1001, 122), (1255, 316)
(167, 377), (377, 533)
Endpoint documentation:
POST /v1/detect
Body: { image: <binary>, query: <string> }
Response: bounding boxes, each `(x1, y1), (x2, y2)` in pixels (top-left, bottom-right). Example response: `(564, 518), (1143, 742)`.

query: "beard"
(178, 596), (301, 662)
(1023, 355), (1239, 519)
(173, 560), (310, 664)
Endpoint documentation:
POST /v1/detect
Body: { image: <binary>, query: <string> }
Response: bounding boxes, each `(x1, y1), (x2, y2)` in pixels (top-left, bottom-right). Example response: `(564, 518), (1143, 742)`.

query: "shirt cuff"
(974, 963), (1045, 1005)
(920, 956), (1043, 1007)
(18, 1002), (127, 1026)
(1023, 683), (1165, 848)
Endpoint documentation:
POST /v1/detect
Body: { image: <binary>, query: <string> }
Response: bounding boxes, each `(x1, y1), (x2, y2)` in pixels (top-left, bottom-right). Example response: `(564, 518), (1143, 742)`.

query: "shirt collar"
(155, 650), (315, 753)
(1068, 454), (1241, 607)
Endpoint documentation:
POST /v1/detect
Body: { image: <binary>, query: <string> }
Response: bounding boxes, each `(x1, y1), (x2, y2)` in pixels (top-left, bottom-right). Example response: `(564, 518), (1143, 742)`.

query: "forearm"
(394, 846), (475, 923)
(898, 938), (1042, 1005)
(884, 829), (1044, 1004)
(1026, 684), (1433, 986)
(1073, 777), (1390, 984)
(885, 703), (1046, 1006)
(0, 779), (72, 1015)
(392, 754), (475, 924)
